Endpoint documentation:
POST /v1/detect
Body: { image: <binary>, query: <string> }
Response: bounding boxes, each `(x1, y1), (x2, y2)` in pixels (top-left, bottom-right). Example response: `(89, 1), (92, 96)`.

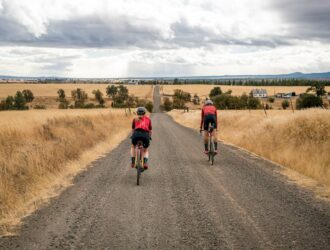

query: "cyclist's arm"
(149, 121), (152, 136)
(200, 109), (204, 129)
(132, 119), (135, 134)
(215, 108), (218, 126)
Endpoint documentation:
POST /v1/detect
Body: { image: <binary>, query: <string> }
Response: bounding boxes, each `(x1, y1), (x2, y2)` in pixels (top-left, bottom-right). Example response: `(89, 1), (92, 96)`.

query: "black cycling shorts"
(131, 130), (150, 148)
(203, 114), (217, 130)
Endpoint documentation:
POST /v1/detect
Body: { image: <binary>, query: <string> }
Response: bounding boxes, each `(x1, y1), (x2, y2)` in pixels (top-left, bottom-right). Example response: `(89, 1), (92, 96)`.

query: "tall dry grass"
(0, 110), (132, 232)
(169, 109), (330, 186)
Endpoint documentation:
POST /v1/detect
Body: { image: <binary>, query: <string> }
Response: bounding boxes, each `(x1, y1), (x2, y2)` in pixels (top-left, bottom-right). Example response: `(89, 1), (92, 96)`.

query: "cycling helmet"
(205, 99), (213, 105)
(136, 107), (146, 115)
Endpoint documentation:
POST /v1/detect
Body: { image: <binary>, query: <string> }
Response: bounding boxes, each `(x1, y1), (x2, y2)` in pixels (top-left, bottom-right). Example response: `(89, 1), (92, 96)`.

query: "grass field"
(169, 109), (330, 188)
(0, 109), (132, 233)
(162, 84), (330, 97)
(0, 83), (153, 99)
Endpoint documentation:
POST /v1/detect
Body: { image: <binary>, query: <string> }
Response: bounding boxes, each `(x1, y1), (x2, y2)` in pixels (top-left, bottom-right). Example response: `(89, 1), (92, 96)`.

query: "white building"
(127, 80), (139, 85)
(250, 89), (268, 98)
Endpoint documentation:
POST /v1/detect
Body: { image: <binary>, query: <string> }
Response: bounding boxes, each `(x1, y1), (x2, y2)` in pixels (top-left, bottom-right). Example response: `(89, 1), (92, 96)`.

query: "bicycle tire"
(136, 148), (141, 186)
(210, 138), (215, 165)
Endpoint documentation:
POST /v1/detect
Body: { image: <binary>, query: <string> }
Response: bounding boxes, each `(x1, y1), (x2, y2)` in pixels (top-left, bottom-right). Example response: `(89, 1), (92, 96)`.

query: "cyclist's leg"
(142, 132), (150, 169)
(203, 119), (209, 152)
(212, 117), (218, 152)
(131, 132), (138, 167)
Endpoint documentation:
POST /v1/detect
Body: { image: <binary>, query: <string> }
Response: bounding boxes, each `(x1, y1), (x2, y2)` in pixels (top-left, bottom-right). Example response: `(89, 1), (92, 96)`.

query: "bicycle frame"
(135, 141), (145, 185)
(208, 124), (215, 165)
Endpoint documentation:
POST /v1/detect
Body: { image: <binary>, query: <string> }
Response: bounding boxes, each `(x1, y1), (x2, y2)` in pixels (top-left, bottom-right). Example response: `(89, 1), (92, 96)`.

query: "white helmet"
(205, 99), (213, 105)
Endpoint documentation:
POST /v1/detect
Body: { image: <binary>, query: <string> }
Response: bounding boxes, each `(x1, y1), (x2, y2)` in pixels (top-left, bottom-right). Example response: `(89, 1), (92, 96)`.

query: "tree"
(22, 89), (34, 102)
(306, 82), (326, 96)
(125, 95), (136, 112)
(71, 88), (88, 108)
(281, 100), (289, 109)
(92, 89), (105, 105)
(118, 85), (129, 99)
(57, 89), (66, 99)
(209, 87), (222, 98)
(57, 89), (68, 109)
(173, 89), (191, 102)
(14, 91), (28, 110)
(106, 85), (118, 99)
(0, 96), (14, 110)
(296, 93), (323, 109)
(247, 97), (261, 109)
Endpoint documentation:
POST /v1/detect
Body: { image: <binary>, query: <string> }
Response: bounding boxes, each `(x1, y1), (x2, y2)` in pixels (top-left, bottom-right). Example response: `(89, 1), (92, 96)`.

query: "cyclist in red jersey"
(131, 107), (152, 169)
(200, 99), (218, 154)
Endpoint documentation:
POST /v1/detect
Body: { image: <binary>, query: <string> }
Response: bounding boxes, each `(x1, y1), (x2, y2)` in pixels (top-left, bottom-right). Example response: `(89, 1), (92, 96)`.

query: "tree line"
(0, 85), (153, 112)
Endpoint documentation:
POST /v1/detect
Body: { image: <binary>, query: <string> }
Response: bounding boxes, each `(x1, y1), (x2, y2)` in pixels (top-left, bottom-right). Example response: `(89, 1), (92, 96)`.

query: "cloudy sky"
(0, 0), (329, 77)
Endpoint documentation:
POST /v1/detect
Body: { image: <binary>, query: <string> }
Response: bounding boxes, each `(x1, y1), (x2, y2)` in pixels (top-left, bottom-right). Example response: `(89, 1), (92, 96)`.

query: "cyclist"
(200, 99), (218, 155)
(131, 107), (152, 169)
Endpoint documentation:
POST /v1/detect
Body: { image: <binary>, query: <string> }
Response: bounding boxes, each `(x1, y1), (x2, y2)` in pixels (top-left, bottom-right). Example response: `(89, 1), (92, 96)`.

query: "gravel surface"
(1, 86), (329, 249)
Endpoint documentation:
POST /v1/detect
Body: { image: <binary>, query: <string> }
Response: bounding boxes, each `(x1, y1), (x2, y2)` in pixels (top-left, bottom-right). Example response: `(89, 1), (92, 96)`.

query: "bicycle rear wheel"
(136, 148), (142, 186)
(209, 139), (215, 165)
(137, 164), (141, 185)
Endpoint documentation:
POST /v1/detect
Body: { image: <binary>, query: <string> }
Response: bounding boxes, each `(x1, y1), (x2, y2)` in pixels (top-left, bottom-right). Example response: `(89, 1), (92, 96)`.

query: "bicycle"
(200, 123), (216, 165)
(134, 140), (145, 186)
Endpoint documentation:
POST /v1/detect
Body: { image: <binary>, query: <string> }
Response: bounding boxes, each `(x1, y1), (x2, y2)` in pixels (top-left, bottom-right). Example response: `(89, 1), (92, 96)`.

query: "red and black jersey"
(200, 105), (217, 128)
(132, 116), (152, 132)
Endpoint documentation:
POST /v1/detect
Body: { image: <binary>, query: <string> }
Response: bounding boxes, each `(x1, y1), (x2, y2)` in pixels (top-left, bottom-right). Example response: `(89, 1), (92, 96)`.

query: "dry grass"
(169, 109), (330, 187)
(0, 83), (153, 99)
(0, 109), (132, 233)
(162, 84), (330, 97)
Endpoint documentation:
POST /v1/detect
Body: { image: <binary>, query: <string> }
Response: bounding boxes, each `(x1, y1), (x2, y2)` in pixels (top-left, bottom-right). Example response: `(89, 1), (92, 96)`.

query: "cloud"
(271, 0), (330, 42)
(0, 0), (291, 49)
(0, 0), (330, 77)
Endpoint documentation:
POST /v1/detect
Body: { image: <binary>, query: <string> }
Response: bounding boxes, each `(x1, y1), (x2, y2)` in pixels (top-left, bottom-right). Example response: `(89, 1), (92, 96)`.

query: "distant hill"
(177, 72), (330, 80)
(1, 72), (330, 81)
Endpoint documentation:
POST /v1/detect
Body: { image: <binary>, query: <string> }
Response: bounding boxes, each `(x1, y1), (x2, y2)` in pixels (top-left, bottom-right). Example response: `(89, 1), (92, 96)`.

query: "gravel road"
(1, 86), (329, 249)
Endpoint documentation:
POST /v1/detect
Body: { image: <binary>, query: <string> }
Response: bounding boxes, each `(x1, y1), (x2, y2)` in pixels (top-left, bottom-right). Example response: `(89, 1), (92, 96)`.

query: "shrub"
(173, 96), (186, 109)
(34, 105), (46, 109)
(193, 94), (200, 105)
(173, 89), (191, 102)
(83, 103), (95, 109)
(22, 89), (34, 102)
(211, 93), (261, 110)
(92, 89), (105, 105)
(296, 94), (323, 109)
(306, 82), (326, 96)
(282, 100), (290, 109)
(163, 97), (173, 111)
(209, 87), (222, 98)
(71, 88), (88, 108)
(58, 100), (69, 109)
(247, 97), (261, 109)
(145, 101), (153, 113)
(57, 89), (66, 99)
(14, 91), (28, 110)
(0, 96), (14, 110)
(268, 97), (275, 103)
